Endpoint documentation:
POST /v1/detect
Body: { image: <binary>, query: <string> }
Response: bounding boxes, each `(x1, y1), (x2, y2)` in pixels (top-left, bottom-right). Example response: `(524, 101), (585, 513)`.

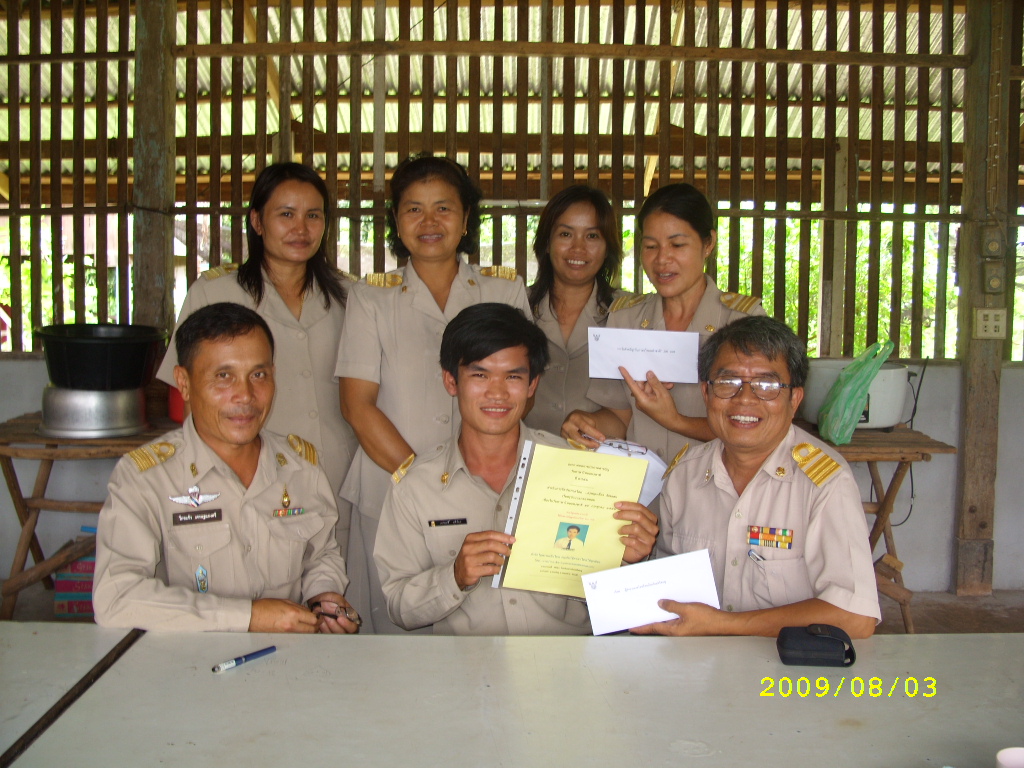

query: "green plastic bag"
(817, 340), (895, 445)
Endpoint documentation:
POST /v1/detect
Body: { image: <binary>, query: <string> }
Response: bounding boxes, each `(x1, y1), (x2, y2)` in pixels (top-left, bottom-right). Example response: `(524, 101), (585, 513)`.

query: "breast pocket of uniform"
(265, 514), (326, 590)
(425, 521), (471, 565)
(668, 532), (715, 560)
(751, 554), (814, 609)
(167, 523), (233, 594)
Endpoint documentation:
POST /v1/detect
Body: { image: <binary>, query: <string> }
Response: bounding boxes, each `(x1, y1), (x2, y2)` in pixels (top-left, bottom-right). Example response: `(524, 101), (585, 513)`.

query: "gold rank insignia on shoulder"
(200, 263), (239, 281)
(287, 434), (318, 466)
(127, 442), (177, 472)
(479, 265), (518, 281)
(609, 294), (647, 313)
(339, 270), (359, 283)
(662, 443), (690, 479)
(792, 443), (841, 487)
(720, 291), (762, 314)
(366, 273), (403, 288)
(392, 452), (416, 484)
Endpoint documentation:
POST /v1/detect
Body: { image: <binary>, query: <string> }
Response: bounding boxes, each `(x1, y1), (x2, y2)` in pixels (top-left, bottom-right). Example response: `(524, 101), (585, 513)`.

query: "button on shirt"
(93, 418), (348, 632)
(656, 425), (881, 621)
(375, 425), (591, 635)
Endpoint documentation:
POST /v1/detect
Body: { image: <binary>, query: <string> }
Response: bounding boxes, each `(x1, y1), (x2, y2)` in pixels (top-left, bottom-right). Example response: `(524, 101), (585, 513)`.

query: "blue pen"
(212, 645), (277, 673)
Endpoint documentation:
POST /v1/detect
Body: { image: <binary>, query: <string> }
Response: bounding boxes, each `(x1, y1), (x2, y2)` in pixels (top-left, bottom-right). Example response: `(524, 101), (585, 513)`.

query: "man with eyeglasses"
(631, 316), (880, 639)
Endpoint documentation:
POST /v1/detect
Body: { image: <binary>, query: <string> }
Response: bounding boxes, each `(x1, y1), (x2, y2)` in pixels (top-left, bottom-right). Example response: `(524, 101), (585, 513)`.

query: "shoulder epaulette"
(287, 434), (319, 466)
(126, 442), (177, 472)
(662, 443), (690, 479)
(392, 452), (416, 484)
(366, 273), (404, 288)
(610, 294), (648, 313)
(334, 269), (359, 283)
(200, 263), (239, 281)
(720, 291), (762, 314)
(479, 265), (518, 281)
(792, 443), (842, 487)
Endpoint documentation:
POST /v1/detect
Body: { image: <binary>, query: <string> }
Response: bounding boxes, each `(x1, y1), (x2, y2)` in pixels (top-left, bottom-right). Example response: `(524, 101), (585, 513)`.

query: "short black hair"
(567, 525), (581, 533)
(638, 183), (716, 246)
(386, 154), (483, 259)
(440, 303), (549, 381)
(698, 316), (809, 388)
(175, 302), (275, 371)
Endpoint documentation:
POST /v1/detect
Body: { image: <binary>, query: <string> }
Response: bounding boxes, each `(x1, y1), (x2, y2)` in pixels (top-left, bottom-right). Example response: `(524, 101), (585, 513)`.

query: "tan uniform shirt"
(93, 419), (348, 631)
(525, 286), (631, 434)
(587, 275), (766, 463)
(375, 426), (591, 635)
(334, 258), (531, 518)
(656, 425), (881, 621)
(156, 267), (357, 498)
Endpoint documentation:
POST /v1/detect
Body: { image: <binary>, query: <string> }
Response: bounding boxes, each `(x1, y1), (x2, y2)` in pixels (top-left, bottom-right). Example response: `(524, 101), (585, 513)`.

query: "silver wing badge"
(169, 485), (221, 508)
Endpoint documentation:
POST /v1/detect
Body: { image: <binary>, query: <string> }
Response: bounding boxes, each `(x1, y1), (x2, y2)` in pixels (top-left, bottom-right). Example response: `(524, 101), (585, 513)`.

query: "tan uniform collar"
(181, 417), (297, 497)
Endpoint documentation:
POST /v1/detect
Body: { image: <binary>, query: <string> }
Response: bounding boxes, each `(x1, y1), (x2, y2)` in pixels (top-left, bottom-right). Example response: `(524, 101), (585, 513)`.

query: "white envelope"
(587, 326), (699, 383)
(581, 549), (721, 636)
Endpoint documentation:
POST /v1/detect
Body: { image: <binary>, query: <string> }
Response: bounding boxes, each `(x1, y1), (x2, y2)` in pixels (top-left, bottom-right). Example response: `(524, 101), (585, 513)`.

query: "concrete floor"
(7, 580), (1024, 633)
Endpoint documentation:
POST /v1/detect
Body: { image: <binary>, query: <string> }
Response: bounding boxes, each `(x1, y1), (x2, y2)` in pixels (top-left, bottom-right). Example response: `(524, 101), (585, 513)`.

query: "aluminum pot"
(39, 385), (148, 438)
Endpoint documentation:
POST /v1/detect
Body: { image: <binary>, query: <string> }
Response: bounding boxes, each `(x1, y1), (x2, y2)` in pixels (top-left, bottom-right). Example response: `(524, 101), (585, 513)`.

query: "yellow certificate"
(494, 442), (648, 600)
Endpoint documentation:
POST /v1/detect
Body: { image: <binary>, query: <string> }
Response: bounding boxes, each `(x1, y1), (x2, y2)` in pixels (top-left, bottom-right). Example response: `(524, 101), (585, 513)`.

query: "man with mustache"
(94, 303), (357, 633)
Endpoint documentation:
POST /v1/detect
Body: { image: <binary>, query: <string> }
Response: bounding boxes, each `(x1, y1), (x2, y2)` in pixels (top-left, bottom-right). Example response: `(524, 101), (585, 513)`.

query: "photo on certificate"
(493, 442), (648, 600)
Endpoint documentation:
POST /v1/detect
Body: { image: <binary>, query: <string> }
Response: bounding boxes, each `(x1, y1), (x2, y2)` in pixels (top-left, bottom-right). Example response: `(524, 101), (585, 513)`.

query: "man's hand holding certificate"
(493, 443), (658, 600)
(588, 326), (700, 383)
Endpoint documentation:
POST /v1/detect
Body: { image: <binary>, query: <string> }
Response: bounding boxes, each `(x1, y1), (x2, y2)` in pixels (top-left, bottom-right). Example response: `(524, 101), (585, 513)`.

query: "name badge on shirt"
(173, 509), (223, 526)
(429, 518), (468, 527)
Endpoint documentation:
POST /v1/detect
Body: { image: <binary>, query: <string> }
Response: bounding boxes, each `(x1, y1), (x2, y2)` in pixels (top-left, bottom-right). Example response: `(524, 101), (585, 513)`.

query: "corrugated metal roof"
(0, 4), (968, 182)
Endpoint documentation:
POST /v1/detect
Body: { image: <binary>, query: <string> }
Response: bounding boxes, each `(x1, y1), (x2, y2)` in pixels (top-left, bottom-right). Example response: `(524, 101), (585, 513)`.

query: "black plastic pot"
(36, 324), (168, 391)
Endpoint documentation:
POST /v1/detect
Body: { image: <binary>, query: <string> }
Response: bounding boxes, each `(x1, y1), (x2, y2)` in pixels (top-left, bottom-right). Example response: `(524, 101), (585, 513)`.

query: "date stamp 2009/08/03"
(760, 676), (937, 698)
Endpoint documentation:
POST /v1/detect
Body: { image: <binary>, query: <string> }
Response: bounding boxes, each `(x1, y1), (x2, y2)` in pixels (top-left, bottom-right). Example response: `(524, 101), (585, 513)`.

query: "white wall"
(0, 358), (1021, 590)
(0, 359), (117, 583)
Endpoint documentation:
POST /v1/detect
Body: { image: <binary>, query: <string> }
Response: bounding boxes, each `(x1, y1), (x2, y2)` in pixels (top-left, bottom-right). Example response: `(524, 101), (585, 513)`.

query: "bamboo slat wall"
(1, 1), (1022, 360)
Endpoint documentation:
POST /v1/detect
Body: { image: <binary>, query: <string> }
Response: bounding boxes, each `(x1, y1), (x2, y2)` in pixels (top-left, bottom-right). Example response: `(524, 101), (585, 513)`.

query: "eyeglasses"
(707, 377), (794, 401)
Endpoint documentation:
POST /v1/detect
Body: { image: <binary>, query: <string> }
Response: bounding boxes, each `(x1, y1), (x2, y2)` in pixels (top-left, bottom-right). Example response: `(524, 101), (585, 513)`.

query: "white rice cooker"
(799, 358), (911, 429)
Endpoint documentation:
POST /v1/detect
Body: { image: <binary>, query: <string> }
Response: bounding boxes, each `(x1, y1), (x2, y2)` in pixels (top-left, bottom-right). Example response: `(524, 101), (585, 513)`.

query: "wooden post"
(954, 0), (1012, 596)
(818, 136), (848, 358)
(132, 0), (177, 329)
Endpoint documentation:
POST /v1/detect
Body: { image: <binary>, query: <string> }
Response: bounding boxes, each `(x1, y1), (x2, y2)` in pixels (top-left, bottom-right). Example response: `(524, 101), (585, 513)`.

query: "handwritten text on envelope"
(588, 327), (700, 383)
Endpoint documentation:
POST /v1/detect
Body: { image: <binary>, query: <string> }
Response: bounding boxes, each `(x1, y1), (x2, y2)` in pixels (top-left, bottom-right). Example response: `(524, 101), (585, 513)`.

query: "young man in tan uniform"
(631, 316), (880, 639)
(374, 303), (659, 635)
(94, 303), (357, 633)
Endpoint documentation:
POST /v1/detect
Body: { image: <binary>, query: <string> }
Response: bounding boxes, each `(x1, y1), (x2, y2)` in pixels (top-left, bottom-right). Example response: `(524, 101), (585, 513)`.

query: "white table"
(0, 623), (130, 756)
(13, 632), (1024, 767)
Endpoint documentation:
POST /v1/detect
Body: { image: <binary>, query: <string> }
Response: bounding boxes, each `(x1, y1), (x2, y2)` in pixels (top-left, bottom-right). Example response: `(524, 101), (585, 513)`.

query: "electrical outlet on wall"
(974, 308), (1007, 339)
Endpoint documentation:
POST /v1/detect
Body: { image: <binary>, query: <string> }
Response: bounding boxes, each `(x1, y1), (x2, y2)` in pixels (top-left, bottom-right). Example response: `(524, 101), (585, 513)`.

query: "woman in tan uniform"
(561, 182), (765, 465)
(157, 163), (357, 550)
(336, 155), (530, 633)
(524, 186), (631, 435)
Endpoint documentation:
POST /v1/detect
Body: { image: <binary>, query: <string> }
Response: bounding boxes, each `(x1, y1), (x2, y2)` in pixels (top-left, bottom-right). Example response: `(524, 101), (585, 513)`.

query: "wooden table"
(11, 631), (1024, 767)
(0, 413), (176, 620)
(803, 423), (958, 634)
(0, 623), (135, 763)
